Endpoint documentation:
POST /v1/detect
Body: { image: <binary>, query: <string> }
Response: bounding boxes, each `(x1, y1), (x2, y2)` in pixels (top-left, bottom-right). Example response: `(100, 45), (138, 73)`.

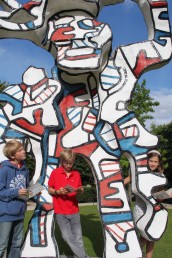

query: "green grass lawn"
(24, 204), (172, 257)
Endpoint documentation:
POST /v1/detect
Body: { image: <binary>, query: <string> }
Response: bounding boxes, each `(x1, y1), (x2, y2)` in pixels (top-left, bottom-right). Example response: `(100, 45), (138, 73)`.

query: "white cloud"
(146, 88), (172, 128)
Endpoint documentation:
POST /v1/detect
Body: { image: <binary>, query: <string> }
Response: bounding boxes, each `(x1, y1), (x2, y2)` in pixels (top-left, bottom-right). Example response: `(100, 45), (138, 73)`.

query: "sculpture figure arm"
(0, 0), (48, 46)
(113, 0), (172, 78)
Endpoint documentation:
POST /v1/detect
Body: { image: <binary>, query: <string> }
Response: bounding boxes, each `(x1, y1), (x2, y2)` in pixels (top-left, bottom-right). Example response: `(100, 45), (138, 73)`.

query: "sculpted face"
(48, 12), (112, 72)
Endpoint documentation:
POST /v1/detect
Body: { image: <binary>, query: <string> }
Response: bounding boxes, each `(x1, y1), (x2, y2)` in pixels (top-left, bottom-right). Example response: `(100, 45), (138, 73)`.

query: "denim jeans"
(56, 213), (89, 258)
(0, 219), (24, 258)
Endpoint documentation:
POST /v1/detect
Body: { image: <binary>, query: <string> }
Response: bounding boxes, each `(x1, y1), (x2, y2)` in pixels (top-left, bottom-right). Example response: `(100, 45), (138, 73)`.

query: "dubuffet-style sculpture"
(0, 0), (171, 257)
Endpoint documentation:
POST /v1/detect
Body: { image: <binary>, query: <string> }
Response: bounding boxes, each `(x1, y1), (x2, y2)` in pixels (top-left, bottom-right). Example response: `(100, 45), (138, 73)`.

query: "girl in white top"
(124, 150), (165, 258)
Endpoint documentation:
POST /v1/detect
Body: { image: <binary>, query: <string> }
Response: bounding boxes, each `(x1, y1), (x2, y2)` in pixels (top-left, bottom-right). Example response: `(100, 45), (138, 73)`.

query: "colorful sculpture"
(0, 0), (171, 257)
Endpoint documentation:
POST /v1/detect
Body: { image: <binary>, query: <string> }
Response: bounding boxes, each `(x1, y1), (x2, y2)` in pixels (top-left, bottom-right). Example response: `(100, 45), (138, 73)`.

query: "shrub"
(77, 185), (97, 203)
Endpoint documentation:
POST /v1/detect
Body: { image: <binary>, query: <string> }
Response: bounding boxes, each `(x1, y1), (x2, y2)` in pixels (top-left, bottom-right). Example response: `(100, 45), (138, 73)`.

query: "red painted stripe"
(115, 223), (125, 233)
(132, 126), (136, 137)
(84, 122), (95, 126)
(151, 2), (167, 7)
(101, 162), (118, 166)
(67, 53), (97, 60)
(102, 169), (120, 173)
(87, 115), (96, 120)
(134, 50), (161, 78)
(126, 222), (133, 228)
(137, 159), (147, 166)
(106, 225), (124, 241)
(32, 78), (48, 92)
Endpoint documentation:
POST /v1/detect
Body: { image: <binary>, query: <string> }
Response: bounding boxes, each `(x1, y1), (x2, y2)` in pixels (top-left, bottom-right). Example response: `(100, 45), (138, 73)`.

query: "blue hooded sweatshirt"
(0, 160), (29, 222)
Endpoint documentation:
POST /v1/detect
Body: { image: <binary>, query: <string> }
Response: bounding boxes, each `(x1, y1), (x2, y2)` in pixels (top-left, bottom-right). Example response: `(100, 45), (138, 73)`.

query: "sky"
(0, 0), (171, 129)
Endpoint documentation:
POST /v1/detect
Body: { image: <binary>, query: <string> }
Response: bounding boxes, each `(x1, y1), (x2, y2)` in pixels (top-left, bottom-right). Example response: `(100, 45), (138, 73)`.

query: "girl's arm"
(124, 176), (131, 186)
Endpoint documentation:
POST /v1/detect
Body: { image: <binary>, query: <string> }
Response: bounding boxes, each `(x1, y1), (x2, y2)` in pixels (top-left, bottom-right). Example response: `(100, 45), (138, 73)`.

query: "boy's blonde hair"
(3, 140), (23, 159)
(59, 149), (76, 164)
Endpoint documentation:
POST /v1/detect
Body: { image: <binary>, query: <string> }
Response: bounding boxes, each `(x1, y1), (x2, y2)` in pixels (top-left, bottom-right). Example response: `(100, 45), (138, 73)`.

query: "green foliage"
(0, 81), (9, 91)
(73, 155), (95, 186)
(150, 121), (172, 187)
(77, 186), (97, 203)
(0, 81), (9, 107)
(120, 155), (130, 177)
(25, 155), (35, 181)
(129, 80), (159, 126)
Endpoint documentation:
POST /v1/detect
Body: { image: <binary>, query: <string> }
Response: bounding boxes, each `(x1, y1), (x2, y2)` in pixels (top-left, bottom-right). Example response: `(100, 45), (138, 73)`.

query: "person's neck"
(64, 170), (71, 177)
(10, 160), (21, 168)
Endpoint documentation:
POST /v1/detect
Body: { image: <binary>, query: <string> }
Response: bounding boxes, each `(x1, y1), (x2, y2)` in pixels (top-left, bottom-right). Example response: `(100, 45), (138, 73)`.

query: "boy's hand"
(76, 186), (84, 194)
(18, 188), (28, 196)
(59, 187), (68, 195)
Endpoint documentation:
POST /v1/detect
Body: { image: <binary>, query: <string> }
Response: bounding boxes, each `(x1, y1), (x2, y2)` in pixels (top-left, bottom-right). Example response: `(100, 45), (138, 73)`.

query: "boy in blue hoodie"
(0, 140), (29, 258)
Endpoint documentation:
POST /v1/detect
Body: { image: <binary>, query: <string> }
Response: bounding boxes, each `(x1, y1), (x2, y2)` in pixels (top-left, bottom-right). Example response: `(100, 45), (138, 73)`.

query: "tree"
(129, 79), (159, 126)
(0, 81), (8, 91)
(121, 79), (160, 170)
(73, 155), (95, 186)
(0, 81), (8, 107)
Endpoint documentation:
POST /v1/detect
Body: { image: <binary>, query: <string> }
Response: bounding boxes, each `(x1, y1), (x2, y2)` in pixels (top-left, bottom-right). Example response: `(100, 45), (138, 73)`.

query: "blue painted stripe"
(6, 129), (24, 138)
(68, 107), (75, 115)
(70, 110), (81, 121)
(101, 128), (112, 135)
(102, 212), (132, 223)
(107, 64), (115, 69)
(31, 214), (39, 244)
(26, 21), (35, 29)
(0, 124), (5, 129)
(5, 86), (13, 92)
(102, 82), (114, 86)
(0, 93), (22, 115)
(74, 121), (80, 126)
(117, 112), (135, 125)
(94, 121), (121, 156)
(160, 11), (168, 20)
(48, 157), (59, 164)
(119, 138), (147, 155)
(12, 89), (22, 97)
(154, 30), (171, 46)
(107, 138), (116, 143)
(101, 74), (120, 79)
(0, 113), (6, 119)
(95, 49), (101, 54)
